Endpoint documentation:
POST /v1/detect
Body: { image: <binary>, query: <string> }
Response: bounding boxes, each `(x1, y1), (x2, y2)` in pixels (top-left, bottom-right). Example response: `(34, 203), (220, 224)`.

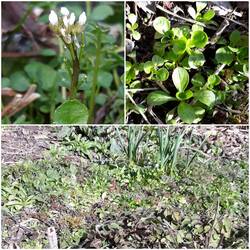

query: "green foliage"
(127, 13), (141, 40)
(2, 2), (124, 124)
(126, 3), (249, 124)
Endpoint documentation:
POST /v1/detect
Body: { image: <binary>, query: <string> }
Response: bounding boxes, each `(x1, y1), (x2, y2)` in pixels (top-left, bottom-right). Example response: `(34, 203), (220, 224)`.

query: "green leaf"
(229, 30), (241, 47)
(153, 16), (170, 34)
(92, 4), (114, 21)
(190, 30), (208, 48)
(144, 61), (154, 74)
(40, 48), (57, 56)
(147, 90), (177, 106)
(152, 55), (165, 66)
(54, 100), (89, 124)
(172, 67), (189, 92)
(172, 38), (187, 55)
(38, 65), (57, 90)
(155, 68), (169, 81)
(203, 9), (215, 21)
(128, 13), (137, 25)
(215, 46), (234, 65)
(24, 62), (43, 82)
(10, 71), (30, 92)
(194, 90), (216, 107)
(188, 50), (205, 69)
(2, 77), (10, 88)
(196, 2), (207, 13)
(177, 102), (196, 124)
(192, 24), (204, 32)
(98, 71), (113, 88)
(57, 69), (71, 88)
(208, 74), (221, 87)
(176, 89), (193, 101)
(237, 47), (248, 64)
(191, 73), (206, 87)
(132, 31), (141, 40)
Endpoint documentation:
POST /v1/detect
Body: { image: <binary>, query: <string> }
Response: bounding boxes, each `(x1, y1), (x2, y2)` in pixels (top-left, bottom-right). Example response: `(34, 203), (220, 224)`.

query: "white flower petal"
(69, 13), (75, 25)
(63, 15), (69, 28)
(78, 11), (86, 26)
(60, 28), (66, 37)
(49, 10), (58, 25)
(60, 7), (69, 16)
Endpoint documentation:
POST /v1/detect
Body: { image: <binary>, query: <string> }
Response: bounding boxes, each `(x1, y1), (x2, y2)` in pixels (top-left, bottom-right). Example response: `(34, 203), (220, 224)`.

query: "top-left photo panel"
(2, 1), (124, 124)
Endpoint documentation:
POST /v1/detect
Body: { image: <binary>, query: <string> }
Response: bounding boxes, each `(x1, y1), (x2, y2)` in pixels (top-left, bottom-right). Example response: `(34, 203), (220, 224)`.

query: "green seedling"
(127, 13), (141, 40)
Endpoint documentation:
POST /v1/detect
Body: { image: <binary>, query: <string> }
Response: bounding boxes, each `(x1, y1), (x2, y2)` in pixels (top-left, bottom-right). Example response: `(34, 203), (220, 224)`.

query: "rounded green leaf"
(54, 100), (89, 124)
(153, 16), (170, 34)
(172, 67), (189, 92)
(229, 30), (241, 46)
(203, 9), (215, 21)
(147, 90), (177, 106)
(144, 61), (154, 74)
(191, 73), (205, 87)
(176, 89), (193, 101)
(237, 47), (248, 64)
(172, 38), (187, 55)
(10, 71), (30, 92)
(190, 30), (208, 48)
(132, 31), (141, 40)
(208, 74), (221, 87)
(177, 102), (196, 124)
(128, 13), (137, 25)
(152, 55), (165, 66)
(194, 90), (216, 107)
(155, 68), (169, 81)
(92, 5), (114, 21)
(188, 50), (205, 69)
(215, 46), (234, 65)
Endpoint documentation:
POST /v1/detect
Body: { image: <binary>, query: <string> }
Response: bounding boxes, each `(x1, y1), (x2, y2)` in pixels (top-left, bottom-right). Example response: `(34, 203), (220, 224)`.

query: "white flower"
(60, 7), (69, 16)
(63, 15), (69, 28)
(78, 11), (86, 25)
(49, 10), (58, 25)
(64, 34), (72, 44)
(69, 13), (75, 25)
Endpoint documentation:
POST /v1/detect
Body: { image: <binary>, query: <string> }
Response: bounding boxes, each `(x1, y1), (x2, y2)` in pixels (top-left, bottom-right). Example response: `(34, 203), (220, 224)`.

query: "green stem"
(88, 31), (101, 123)
(86, 1), (91, 17)
(69, 44), (80, 99)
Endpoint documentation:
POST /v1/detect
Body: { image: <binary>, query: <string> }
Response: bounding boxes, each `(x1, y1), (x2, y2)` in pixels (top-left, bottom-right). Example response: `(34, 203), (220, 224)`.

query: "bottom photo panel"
(1, 125), (249, 249)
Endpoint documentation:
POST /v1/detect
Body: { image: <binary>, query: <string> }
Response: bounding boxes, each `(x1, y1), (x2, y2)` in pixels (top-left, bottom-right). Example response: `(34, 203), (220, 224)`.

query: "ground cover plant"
(2, 1), (124, 124)
(126, 1), (249, 124)
(1, 125), (248, 248)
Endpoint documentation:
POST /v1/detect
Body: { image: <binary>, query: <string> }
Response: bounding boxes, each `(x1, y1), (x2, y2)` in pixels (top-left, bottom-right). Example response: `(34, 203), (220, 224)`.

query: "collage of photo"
(1, 1), (249, 249)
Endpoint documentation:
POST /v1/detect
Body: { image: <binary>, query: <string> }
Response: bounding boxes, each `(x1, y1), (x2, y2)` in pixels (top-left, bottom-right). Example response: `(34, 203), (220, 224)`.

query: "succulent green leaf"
(155, 68), (169, 81)
(147, 90), (177, 106)
(229, 30), (241, 47)
(190, 30), (208, 48)
(54, 100), (89, 124)
(153, 16), (170, 34)
(203, 9), (215, 21)
(177, 102), (196, 124)
(176, 89), (193, 101)
(188, 50), (205, 69)
(194, 90), (216, 107)
(172, 67), (189, 92)
(132, 31), (141, 40)
(152, 55), (165, 66)
(215, 46), (234, 65)
(144, 61), (154, 74)
(208, 74), (221, 87)
(172, 38), (187, 55)
(191, 73), (206, 87)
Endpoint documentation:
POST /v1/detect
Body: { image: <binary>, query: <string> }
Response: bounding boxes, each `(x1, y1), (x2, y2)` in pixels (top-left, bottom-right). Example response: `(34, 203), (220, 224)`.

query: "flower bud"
(60, 28), (66, 37)
(49, 10), (58, 25)
(60, 7), (69, 16)
(69, 13), (75, 25)
(63, 15), (69, 28)
(78, 11), (86, 26)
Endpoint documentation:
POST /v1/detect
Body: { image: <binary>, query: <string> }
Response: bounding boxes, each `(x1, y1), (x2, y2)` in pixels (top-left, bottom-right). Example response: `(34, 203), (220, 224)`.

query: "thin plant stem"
(88, 31), (102, 123)
(86, 1), (91, 17)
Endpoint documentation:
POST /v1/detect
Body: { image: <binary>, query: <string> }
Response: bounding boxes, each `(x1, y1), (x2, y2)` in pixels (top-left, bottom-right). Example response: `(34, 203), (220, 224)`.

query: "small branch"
(215, 105), (242, 114)
(224, 16), (248, 29)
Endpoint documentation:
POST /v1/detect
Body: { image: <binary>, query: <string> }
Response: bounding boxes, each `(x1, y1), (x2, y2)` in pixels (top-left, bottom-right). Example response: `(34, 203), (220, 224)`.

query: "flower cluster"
(49, 7), (86, 44)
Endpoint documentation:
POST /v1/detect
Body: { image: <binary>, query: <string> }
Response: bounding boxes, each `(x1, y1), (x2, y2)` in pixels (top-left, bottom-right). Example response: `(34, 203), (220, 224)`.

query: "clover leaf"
(153, 16), (170, 34)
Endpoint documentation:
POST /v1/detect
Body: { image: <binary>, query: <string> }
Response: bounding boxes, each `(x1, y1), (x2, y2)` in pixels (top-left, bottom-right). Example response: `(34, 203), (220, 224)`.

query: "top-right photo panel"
(125, 1), (249, 124)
